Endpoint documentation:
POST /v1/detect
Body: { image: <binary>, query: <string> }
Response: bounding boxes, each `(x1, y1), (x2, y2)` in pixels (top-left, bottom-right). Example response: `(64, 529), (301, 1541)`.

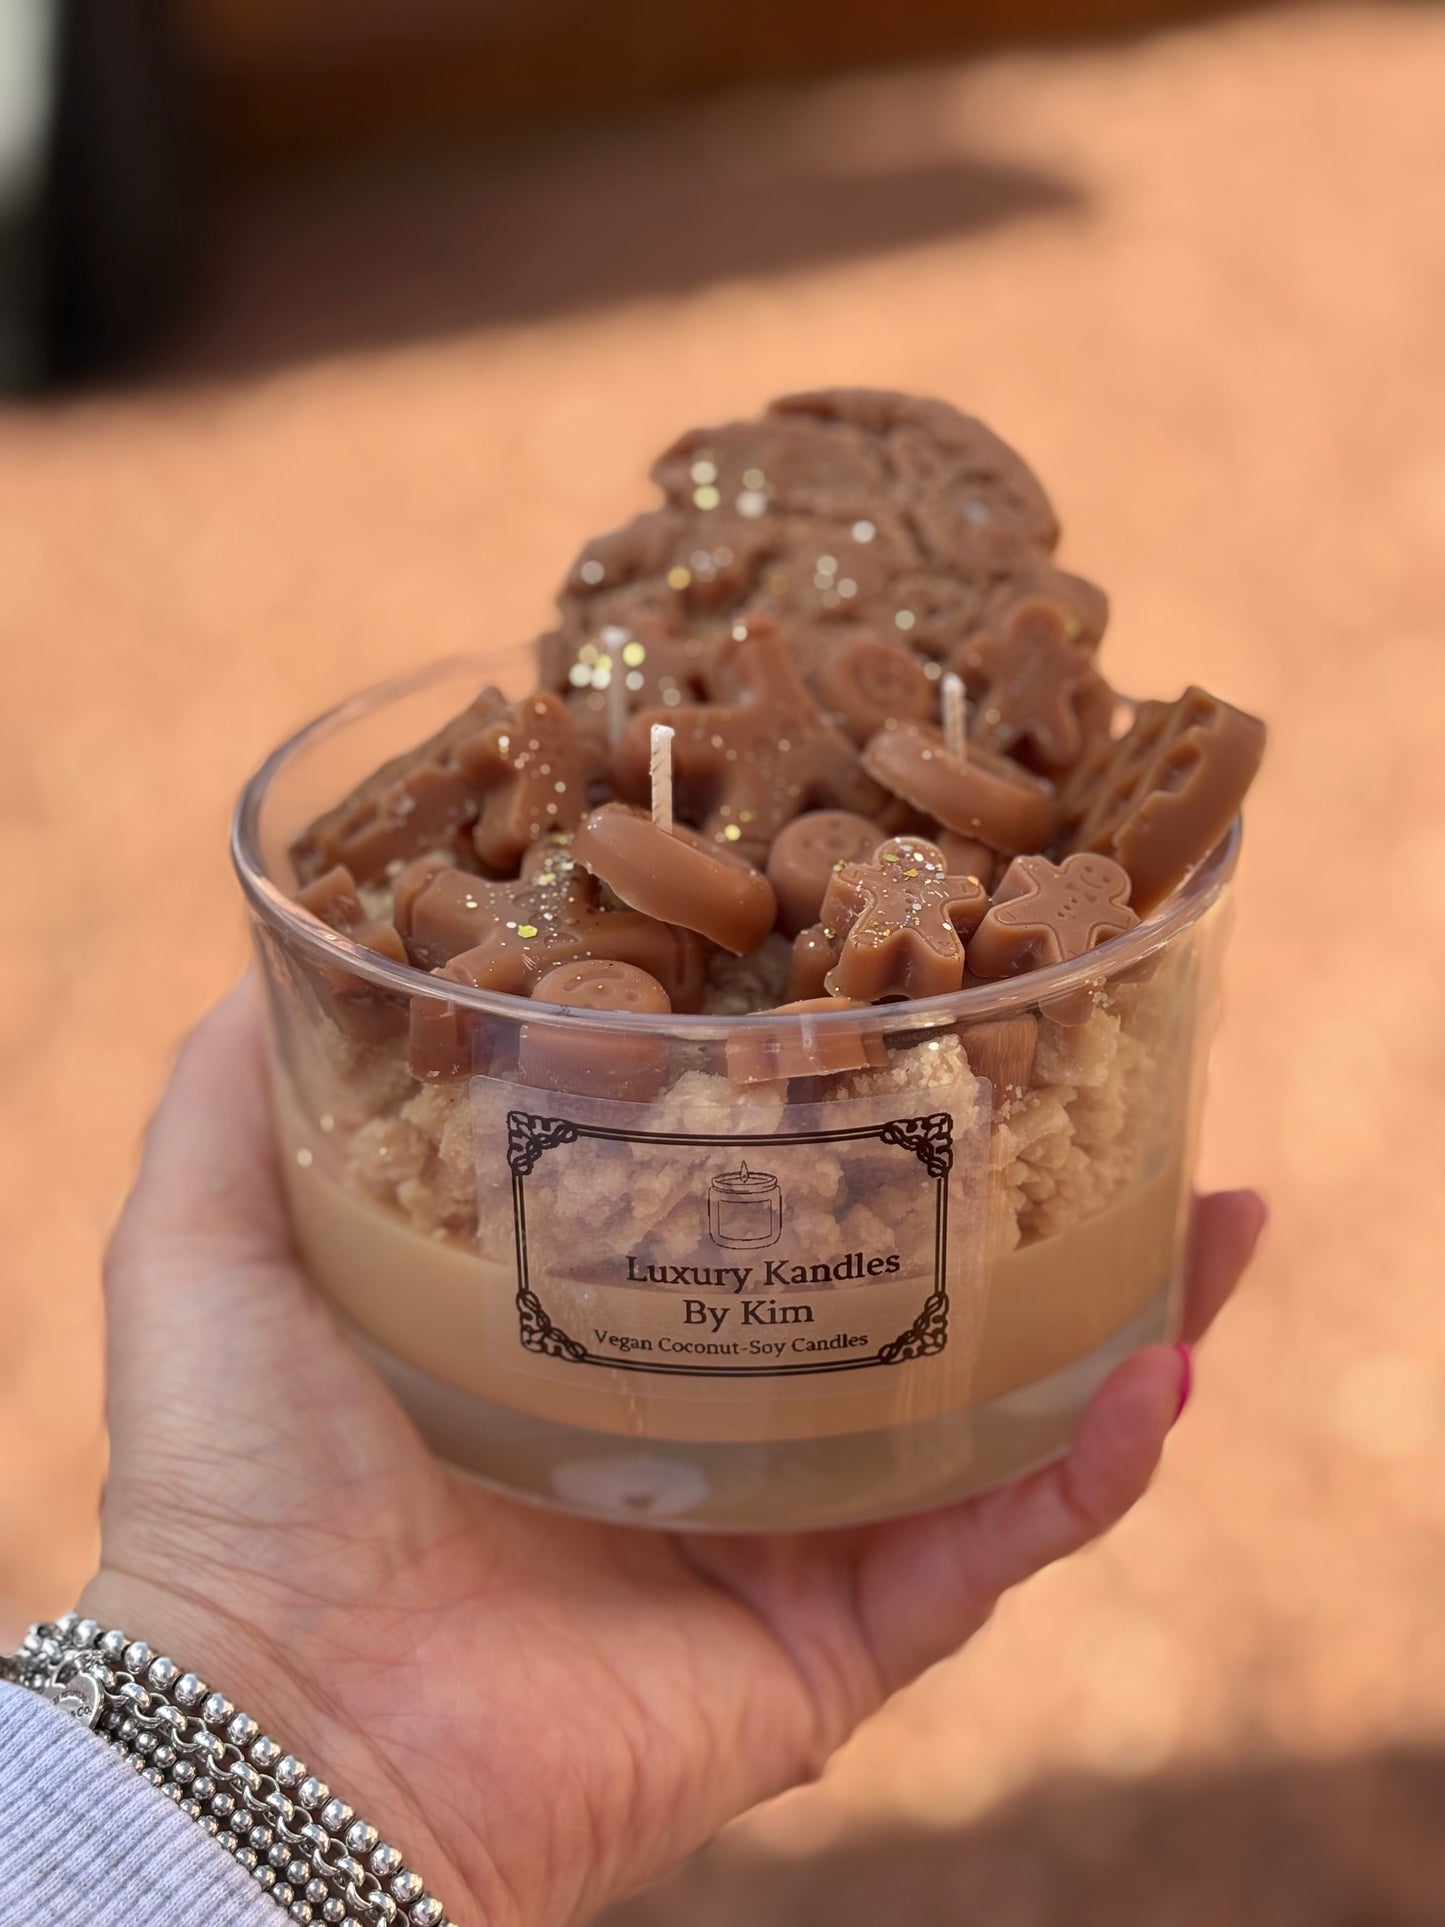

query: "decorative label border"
(506, 1110), (954, 1378)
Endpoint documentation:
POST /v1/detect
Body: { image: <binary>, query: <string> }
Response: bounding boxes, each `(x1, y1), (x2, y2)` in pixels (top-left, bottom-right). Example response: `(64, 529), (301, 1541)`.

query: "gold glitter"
(838, 578), (857, 598)
(722, 824), (742, 841)
(567, 665), (590, 687)
(517, 924), (539, 939)
(817, 555), (837, 574)
(626, 670), (644, 691)
(732, 622), (749, 640)
(319, 1114), (335, 1133)
(295, 1148), (314, 1168)
(736, 490), (767, 518)
(852, 519), (876, 542)
(579, 560), (605, 584)
(742, 467), (766, 489)
(693, 485), (721, 510)
(667, 566), (692, 590)
(895, 610), (916, 631)
(622, 641), (646, 666)
(690, 458), (718, 484)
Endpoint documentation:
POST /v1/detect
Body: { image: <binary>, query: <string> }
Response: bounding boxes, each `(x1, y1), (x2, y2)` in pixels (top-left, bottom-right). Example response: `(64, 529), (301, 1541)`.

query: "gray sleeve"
(0, 1681), (274, 1926)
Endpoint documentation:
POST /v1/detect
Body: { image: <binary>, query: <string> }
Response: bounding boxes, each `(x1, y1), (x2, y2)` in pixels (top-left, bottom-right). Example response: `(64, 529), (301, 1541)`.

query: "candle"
(862, 721), (1057, 856)
(706, 1161), (783, 1249)
(571, 802), (777, 954)
(818, 835), (988, 1002)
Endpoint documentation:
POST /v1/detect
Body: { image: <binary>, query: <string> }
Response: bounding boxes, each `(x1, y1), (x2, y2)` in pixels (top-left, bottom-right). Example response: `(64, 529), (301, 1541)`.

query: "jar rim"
(232, 655), (1240, 1040)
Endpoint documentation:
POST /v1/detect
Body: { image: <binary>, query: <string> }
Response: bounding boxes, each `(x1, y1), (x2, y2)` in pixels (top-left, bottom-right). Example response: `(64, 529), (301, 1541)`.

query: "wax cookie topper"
(468, 692), (587, 872)
(765, 808), (881, 937)
(820, 835), (988, 1002)
(290, 683), (508, 886)
(968, 852), (1138, 981)
(862, 722), (1058, 856)
(955, 597), (1116, 775)
(1066, 686), (1266, 914)
(786, 922), (843, 1002)
(618, 620), (884, 862)
(295, 863), (409, 1043)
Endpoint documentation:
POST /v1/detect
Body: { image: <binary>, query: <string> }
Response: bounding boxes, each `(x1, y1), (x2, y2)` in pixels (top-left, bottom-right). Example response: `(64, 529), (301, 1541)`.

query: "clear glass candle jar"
(234, 659), (1238, 1531)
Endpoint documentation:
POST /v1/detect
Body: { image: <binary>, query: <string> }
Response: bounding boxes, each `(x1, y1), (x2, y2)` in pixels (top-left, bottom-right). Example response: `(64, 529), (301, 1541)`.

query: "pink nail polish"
(1172, 1342), (1194, 1422)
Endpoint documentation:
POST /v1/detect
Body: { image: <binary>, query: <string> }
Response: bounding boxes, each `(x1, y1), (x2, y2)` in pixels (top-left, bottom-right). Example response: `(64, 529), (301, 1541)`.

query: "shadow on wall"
(174, 90), (1084, 377)
(596, 1747), (1445, 1926)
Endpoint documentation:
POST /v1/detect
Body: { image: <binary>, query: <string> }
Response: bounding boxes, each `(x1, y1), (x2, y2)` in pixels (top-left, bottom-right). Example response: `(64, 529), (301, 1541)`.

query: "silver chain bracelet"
(2, 1615), (452, 1927)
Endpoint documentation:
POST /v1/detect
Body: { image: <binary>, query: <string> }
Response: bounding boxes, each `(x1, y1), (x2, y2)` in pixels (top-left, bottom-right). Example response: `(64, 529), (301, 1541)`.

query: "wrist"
(74, 1568), (473, 1926)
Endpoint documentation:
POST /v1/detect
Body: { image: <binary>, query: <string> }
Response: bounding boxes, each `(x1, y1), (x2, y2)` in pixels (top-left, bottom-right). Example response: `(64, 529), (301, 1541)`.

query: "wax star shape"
(619, 620), (885, 863)
(968, 852), (1138, 981)
(819, 836), (988, 1002)
(464, 692), (588, 873)
(954, 597), (1114, 775)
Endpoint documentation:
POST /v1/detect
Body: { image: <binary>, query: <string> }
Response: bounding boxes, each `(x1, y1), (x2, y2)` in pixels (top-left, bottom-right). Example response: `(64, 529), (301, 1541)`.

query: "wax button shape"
(766, 809), (882, 937)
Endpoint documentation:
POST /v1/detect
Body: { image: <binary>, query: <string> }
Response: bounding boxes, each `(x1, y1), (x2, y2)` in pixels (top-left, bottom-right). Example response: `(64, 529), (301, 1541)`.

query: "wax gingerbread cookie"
(820, 836), (989, 1002)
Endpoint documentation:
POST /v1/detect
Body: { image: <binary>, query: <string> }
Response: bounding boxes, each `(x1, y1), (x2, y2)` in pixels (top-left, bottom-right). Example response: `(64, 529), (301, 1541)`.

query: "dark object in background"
(0, 0), (194, 392)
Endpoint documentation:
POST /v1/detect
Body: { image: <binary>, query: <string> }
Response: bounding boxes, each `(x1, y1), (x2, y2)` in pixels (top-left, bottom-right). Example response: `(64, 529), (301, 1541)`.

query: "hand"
(81, 985), (1265, 1927)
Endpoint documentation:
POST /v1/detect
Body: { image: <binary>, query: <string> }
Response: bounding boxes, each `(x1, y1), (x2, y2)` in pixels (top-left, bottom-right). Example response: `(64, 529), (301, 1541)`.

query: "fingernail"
(1172, 1342), (1194, 1423)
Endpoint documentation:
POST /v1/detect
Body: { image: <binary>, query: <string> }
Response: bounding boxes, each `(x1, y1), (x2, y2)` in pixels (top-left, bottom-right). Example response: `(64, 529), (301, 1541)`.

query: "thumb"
(107, 978), (293, 1277)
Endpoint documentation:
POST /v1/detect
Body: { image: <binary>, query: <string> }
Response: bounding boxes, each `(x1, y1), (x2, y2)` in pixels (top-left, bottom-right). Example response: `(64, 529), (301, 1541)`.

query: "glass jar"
(234, 659), (1237, 1531)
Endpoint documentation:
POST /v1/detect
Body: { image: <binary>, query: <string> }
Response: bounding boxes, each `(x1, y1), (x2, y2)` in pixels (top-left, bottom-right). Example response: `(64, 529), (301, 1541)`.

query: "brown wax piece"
(295, 864), (409, 1043)
(572, 803), (776, 955)
(296, 864), (407, 967)
(727, 998), (890, 1086)
(466, 692), (587, 873)
(820, 836), (988, 1003)
(958, 1014), (1038, 1101)
(765, 809), (881, 938)
(617, 621), (884, 864)
(396, 853), (705, 1009)
(863, 723), (1057, 856)
(786, 923), (842, 1002)
(408, 994), (492, 1083)
(290, 684), (507, 886)
(808, 636), (935, 746)
(969, 853), (1139, 981)
(934, 832), (998, 889)
(521, 960), (672, 1101)
(954, 597), (1116, 775)
(1065, 687), (1267, 914)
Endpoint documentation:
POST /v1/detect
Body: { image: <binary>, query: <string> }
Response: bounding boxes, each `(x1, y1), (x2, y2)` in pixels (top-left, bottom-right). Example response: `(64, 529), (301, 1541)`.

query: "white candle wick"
(650, 723), (675, 835)
(942, 672), (968, 764)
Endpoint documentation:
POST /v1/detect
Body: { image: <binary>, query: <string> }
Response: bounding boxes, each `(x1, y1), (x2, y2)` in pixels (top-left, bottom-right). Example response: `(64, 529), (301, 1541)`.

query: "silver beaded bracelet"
(1, 1615), (452, 1927)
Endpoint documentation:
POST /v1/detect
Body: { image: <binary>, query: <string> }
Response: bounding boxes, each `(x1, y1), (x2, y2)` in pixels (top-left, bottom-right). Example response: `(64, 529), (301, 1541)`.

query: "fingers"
(107, 979), (292, 1279)
(852, 1185), (1267, 1689)
(856, 1343), (1185, 1689)
(1180, 1187), (1267, 1342)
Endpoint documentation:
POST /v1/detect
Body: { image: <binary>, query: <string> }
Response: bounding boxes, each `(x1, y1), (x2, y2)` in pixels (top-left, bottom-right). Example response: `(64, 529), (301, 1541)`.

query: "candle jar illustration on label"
(707, 1161), (783, 1249)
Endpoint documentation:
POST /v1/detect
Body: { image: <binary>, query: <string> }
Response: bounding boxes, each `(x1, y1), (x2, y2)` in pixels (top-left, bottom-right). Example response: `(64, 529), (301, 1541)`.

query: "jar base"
(356, 1291), (1174, 1532)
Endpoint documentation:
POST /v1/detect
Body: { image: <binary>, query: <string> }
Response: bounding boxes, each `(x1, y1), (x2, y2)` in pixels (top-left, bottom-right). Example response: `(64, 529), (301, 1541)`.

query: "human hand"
(81, 985), (1265, 1927)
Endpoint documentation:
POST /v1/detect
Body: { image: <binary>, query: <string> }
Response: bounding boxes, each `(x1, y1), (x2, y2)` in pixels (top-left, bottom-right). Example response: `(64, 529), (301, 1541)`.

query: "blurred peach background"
(3, 3), (1444, 1920)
